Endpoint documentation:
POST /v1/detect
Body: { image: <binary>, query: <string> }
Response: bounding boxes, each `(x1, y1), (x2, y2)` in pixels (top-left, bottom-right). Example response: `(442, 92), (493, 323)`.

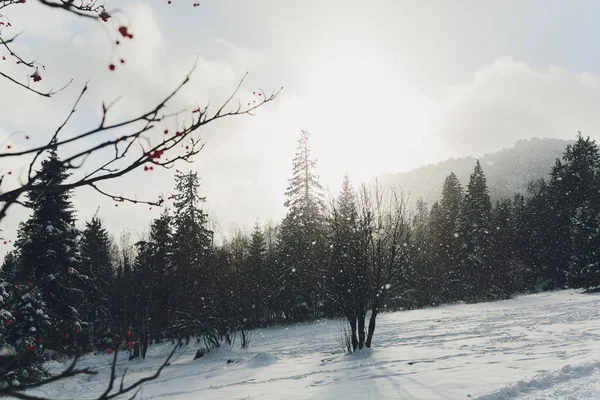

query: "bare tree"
(0, 0), (281, 228)
(0, 0), (280, 397)
(328, 180), (411, 350)
(357, 182), (411, 348)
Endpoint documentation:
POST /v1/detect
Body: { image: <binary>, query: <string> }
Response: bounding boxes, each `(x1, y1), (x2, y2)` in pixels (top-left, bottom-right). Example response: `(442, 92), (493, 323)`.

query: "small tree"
(357, 183), (411, 348)
(329, 180), (411, 350)
(0, 282), (52, 386)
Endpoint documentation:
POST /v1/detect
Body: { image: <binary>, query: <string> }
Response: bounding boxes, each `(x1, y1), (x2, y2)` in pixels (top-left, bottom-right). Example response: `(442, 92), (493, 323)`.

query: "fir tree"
(0, 282), (51, 386)
(79, 217), (114, 350)
(277, 130), (327, 321)
(147, 211), (174, 341)
(0, 251), (18, 282)
(245, 222), (268, 326)
(171, 171), (213, 340)
(407, 198), (433, 307)
(489, 198), (516, 297)
(12, 145), (87, 354)
(429, 172), (463, 302)
(459, 160), (492, 300)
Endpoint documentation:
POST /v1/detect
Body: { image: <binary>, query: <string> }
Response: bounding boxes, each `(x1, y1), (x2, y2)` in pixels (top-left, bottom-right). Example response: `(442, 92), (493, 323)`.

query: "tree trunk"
(357, 311), (366, 349)
(141, 334), (149, 359)
(365, 309), (378, 348)
(130, 342), (140, 360)
(348, 314), (358, 352)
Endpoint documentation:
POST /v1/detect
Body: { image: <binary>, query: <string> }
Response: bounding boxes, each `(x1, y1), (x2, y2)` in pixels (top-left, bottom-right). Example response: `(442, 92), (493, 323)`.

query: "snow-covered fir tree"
(79, 216), (115, 350)
(0, 281), (51, 386)
(12, 144), (89, 354)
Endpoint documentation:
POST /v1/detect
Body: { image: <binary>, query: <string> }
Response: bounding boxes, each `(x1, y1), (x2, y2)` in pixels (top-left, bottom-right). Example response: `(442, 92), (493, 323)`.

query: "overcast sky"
(3, 0), (600, 252)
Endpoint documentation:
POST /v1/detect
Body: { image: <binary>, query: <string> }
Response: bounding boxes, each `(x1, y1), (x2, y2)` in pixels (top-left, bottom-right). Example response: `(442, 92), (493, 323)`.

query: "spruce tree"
(12, 145), (87, 354)
(245, 223), (268, 326)
(408, 198), (433, 307)
(79, 217), (114, 350)
(171, 171), (213, 340)
(489, 198), (516, 297)
(277, 130), (327, 321)
(139, 211), (173, 346)
(0, 282), (51, 386)
(557, 135), (600, 287)
(429, 172), (463, 302)
(0, 251), (18, 282)
(459, 160), (492, 300)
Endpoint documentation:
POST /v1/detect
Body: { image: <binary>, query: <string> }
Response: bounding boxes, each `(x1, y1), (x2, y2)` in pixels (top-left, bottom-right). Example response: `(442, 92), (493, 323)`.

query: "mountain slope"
(380, 137), (572, 206)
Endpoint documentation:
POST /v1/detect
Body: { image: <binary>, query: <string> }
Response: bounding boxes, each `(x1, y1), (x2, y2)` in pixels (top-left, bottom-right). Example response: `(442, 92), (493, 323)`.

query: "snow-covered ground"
(26, 290), (600, 399)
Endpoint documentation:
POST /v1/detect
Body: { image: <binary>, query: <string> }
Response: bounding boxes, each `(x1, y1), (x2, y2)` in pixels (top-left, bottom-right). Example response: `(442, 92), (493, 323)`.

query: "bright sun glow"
(301, 39), (441, 192)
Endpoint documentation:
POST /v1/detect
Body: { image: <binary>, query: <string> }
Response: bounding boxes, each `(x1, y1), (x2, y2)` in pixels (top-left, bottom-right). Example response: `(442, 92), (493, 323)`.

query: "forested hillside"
(380, 137), (572, 206)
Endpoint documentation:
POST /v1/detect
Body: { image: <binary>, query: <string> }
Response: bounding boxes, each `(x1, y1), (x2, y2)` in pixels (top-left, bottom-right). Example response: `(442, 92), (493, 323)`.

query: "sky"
(3, 0), (600, 252)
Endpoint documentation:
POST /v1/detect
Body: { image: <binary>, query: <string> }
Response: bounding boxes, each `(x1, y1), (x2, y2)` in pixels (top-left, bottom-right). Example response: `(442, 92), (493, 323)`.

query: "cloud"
(436, 58), (600, 157)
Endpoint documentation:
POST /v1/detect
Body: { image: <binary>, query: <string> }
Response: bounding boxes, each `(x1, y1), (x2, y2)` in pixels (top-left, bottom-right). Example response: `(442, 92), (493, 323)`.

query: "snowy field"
(26, 290), (600, 399)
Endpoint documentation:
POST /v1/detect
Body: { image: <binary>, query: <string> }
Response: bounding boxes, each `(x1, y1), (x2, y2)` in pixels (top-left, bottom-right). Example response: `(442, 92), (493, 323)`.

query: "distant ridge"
(380, 137), (573, 207)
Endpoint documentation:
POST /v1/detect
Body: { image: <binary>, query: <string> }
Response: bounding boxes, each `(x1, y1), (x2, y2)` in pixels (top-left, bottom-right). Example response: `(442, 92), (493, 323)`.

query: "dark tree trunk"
(348, 314), (358, 352)
(357, 311), (366, 349)
(365, 309), (378, 348)
(141, 334), (149, 359)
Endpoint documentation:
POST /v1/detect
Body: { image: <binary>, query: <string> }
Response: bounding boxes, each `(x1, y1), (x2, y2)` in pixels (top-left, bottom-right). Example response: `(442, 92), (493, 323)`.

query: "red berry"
(7, 172), (11, 175)
(64, 333), (70, 340)
(164, 129), (169, 134)
(109, 64), (116, 71)
(37, 338), (44, 344)
(30, 70), (42, 82)
(75, 328), (81, 334)
(4, 319), (12, 326)
(106, 348), (113, 354)
(99, 10), (111, 22)
(27, 344), (36, 352)
(120, 59), (125, 64)
(25, 135), (30, 140)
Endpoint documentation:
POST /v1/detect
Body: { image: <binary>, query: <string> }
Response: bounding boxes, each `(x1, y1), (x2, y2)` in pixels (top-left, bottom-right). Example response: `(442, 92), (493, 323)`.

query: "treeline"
(1, 132), (600, 384)
(403, 133), (600, 307)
